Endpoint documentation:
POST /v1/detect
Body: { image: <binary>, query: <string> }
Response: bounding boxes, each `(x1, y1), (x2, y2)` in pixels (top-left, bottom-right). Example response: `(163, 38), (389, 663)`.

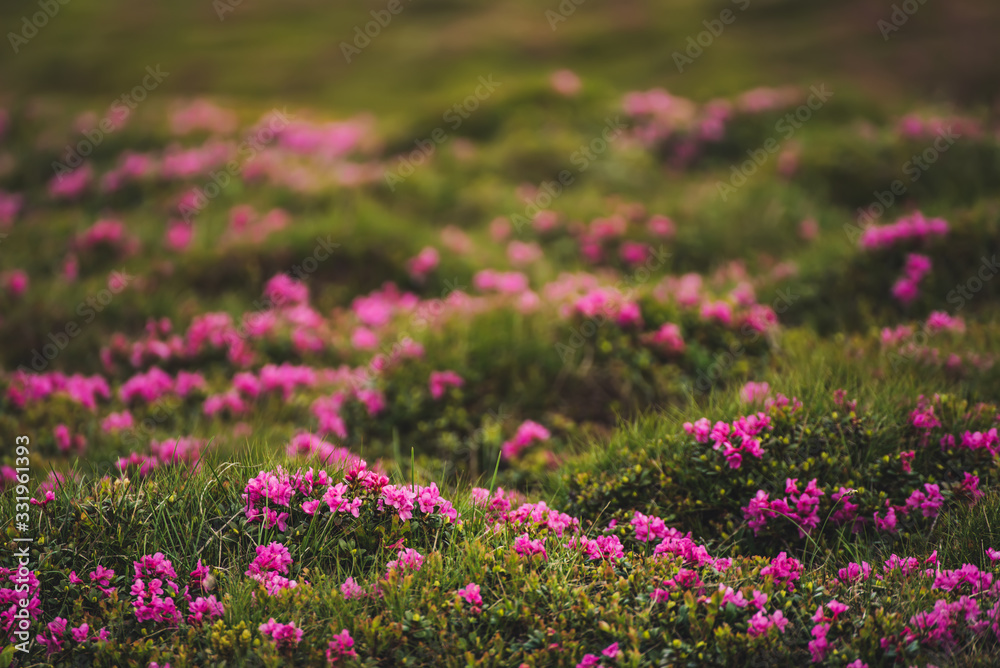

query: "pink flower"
(513, 533), (547, 560)
(799, 218), (819, 240)
(259, 619), (303, 649)
(700, 300), (732, 326)
(429, 370), (464, 399)
(645, 323), (684, 353)
(351, 327), (378, 350)
(508, 240), (543, 266)
(620, 241), (650, 266)
(904, 253), (932, 280)
(407, 247), (439, 280)
(501, 420), (551, 459)
(385, 547), (424, 576)
(246, 542), (293, 580)
(101, 410), (134, 433)
(340, 577), (366, 600)
(187, 595), (225, 625)
(740, 381), (770, 404)
(264, 274), (309, 306)
(550, 69), (582, 96)
(905, 483), (944, 518)
(379, 484), (417, 521)
(891, 277), (919, 305)
(4, 269), (28, 298)
(326, 629), (358, 665)
(837, 561), (872, 583)
(647, 215), (675, 238)
(602, 642), (622, 660)
(456, 582), (483, 612)
(165, 221), (193, 251)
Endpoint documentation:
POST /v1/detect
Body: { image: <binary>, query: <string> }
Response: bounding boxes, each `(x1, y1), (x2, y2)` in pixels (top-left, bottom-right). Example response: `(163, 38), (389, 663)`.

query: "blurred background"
(2, 0), (1000, 116)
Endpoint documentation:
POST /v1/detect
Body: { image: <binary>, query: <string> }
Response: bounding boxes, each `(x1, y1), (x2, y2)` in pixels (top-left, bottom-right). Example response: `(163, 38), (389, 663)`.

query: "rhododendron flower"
(645, 322), (684, 353)
(259, 618), (303, 648)
(187, 595), (225, 625)
(264, 274), (309, 306)
(514, 533), (547, 560)
(385, 548), (424, 576)
(740, 381), (770, 404)
(905, 483), (945, 518)
(891, 277), (919, 305)
(101, 411), (134, 432)
(456, 582), (483, 612)
(407, 246), (439, 280)
(340, 577), (365, 600)
(246, 542), (292, 579)
(326, 629), (358, 664)
(429, 370), (464, 399)
(648, 215), (675, 237)
(837, 561), (872, 583)
(550, 69), (582, 96)
(165, 221), (193, 251)
(4, 270), (28, 298)
(508, 240), (543, 266)
(602, 642), (622, 660)
(351, 326), (378, 350)
(501, 420), (551, 459)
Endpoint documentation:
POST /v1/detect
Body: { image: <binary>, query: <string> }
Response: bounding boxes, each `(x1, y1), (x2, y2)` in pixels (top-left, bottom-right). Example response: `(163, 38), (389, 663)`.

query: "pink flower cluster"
(642, 322), (685, 354)
(683, 411), (772, 469)
(759, 552), (803, 590)
(891, 253), (932, 305)
(568, 534), (625, 561)
(501, 420), (551, 459)
(429, 370), (464, 399)
(6, 371), (110, 411)
(858, 211), (948, 250)
(286, 432), (360, 468)
(474, 269), (530, 294)
(407, 247), (439, 280)
(246, 542), (300, 595)
(259, 618), (303, 649)
(631, 512), (725, 570)
(740, 381), (770, 404)
(455, 582), (483, 612)
(2, 567), (42, 642)
(116, 437), (207, 476)
(513, 533), (547, 560)
(385, 548), (424, 576)
(120, 367), (205, 404)
(326, 629), (358, 664)
(130, 553), (181, 625)
(743, 478), (827, 537)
